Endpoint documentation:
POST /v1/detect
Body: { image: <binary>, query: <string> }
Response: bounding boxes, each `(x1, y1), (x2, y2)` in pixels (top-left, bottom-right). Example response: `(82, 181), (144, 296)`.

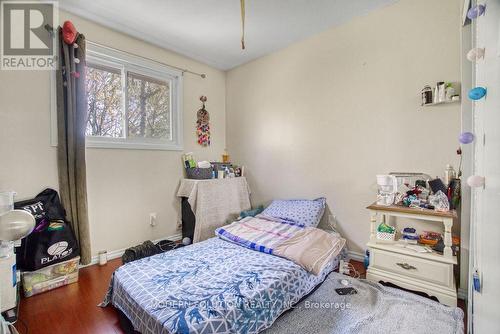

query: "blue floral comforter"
(102, 237), (343, 334)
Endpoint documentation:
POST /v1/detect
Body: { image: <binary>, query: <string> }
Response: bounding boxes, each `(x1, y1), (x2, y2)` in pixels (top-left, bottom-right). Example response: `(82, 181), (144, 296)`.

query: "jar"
(98, 250), (107, 266)
(445, 85), (455, 101)
(421, 86), (433, 105)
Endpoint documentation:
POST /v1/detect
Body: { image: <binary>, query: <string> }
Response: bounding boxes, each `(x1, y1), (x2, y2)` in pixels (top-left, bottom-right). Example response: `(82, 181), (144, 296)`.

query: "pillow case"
(261, 198), (326, 227)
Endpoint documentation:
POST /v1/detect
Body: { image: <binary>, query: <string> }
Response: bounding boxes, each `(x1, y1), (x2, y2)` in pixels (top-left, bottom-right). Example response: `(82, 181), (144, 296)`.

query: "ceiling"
(59, 0), (398, 70)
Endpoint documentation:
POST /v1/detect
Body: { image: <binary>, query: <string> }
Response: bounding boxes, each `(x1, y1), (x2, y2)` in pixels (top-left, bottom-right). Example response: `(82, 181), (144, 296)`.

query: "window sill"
(85, 138), (183, 151)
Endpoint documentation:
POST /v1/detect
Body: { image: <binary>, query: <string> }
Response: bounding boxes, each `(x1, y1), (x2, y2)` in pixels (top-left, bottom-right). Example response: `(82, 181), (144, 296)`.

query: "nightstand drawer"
(370, 248), (453, 287)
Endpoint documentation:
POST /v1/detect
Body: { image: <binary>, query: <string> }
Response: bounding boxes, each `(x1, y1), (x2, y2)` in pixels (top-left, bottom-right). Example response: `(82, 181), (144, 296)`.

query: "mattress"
(102, 237), (344, 334)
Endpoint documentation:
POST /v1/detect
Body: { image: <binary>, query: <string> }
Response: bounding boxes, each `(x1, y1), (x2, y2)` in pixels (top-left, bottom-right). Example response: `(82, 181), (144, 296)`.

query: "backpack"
(14, 188), (79, 271)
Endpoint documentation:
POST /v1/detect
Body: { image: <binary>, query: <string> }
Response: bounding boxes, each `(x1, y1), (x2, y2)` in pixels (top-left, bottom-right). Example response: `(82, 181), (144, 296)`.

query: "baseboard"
(82, 233), (182, 268)
(346, 250), (365, 262)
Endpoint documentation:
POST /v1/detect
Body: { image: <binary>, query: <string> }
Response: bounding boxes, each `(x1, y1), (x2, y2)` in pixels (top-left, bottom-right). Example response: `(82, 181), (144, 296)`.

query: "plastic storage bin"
(22, 256), (79, 297)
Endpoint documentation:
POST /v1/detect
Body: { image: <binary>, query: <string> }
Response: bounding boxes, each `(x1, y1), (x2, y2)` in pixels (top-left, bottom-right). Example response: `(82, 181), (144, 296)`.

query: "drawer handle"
(396, 262), (416, 270)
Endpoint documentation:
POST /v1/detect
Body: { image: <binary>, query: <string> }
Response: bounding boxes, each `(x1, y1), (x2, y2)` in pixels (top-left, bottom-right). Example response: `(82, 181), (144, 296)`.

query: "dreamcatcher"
(196, 96), (210, 146)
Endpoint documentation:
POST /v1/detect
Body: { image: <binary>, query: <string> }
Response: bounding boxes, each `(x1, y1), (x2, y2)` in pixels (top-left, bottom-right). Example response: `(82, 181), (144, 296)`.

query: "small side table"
(366, 202), (458, 307)
(177, 177), (251, 243)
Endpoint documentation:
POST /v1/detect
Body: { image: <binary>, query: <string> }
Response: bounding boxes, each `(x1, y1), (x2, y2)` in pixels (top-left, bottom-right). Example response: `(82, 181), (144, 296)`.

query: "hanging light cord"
(240, 0), (246, 49)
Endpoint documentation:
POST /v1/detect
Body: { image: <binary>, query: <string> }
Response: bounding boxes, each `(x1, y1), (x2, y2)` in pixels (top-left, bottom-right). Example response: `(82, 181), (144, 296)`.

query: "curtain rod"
(88, 41), (207, 78)
(44, 24), (206, 78)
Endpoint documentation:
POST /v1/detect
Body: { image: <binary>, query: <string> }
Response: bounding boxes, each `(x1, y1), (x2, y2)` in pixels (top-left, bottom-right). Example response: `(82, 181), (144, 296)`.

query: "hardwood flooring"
(15, 258), (123, 334)
(14, 258), (465, 334)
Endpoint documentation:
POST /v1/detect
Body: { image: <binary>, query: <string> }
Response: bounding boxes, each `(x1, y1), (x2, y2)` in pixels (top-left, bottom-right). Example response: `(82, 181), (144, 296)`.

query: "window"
(126, 72), (171, 139)
(84, 42), (183, 150)
(86, 64), (123, 138)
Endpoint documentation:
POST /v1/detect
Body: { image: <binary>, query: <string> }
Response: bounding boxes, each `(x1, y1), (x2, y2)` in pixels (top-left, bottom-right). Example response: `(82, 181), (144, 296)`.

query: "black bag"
(122, 241), (161, 264)
(121, 240), (183, 264)
(15, 188), (79, 271)
(156, 239), (182, 252)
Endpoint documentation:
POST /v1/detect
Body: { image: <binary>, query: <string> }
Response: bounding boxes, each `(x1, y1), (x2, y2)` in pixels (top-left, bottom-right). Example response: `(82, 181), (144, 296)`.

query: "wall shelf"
(422, 99), (460, 107)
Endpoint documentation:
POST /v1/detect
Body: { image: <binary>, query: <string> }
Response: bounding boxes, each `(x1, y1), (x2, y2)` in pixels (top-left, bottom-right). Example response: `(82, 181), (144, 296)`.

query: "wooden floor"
(15, 258), (124, 334)
(14, 258), (465, 334)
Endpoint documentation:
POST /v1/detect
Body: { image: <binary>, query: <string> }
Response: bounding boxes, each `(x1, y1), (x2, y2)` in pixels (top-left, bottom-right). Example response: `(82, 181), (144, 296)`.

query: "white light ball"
(466, 48), (485, 62)
(467, 175), (485, 188)
(182, 237), (192, 245)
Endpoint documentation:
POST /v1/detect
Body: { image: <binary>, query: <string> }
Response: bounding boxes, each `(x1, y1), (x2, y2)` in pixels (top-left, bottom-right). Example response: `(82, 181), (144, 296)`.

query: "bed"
(103, 237), (344, 334)
(102, 198), (345, 334)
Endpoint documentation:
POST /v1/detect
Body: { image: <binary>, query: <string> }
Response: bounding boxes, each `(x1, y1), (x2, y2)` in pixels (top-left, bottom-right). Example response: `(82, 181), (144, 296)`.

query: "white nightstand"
(365, 202), (458, 307)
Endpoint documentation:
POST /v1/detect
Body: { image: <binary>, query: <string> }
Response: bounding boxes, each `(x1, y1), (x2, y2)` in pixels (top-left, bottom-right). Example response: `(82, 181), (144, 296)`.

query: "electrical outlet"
(149, 213), (157, 227)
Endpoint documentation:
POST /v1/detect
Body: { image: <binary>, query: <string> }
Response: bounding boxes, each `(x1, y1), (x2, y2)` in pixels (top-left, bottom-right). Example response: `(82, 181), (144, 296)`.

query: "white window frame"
(50, 41), (183, 151)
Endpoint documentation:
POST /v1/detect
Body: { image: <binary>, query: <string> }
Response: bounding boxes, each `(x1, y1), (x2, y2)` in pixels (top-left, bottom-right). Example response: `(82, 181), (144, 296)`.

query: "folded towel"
(274, 228), (346, 275)
(197, 161), (212, 168)
(216, 215), (345, 274)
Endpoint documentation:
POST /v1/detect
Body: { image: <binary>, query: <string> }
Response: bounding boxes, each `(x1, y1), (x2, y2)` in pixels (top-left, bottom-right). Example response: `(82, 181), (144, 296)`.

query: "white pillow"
(261, 198), (326, 227)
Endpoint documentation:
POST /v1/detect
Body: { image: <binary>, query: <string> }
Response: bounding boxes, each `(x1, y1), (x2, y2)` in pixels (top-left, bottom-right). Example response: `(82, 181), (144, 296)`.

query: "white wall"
(0, 11), (226, 256)
(460, 7), (473, 306)
(469, 0), (500, 331)
(226, 0), (462, 255)
(0, 2), (466, 267)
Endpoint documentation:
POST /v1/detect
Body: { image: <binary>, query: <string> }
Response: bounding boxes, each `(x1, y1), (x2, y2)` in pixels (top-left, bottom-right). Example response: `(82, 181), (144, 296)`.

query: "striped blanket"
(216, 215), (346, 275)
(215, 215), (303, 254)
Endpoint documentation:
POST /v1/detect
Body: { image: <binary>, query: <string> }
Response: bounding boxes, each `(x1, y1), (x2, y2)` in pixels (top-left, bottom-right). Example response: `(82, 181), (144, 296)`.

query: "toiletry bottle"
(444, 164), (456, 186)
(437, 82), (446, 102)
(222, 149), (229, 163)
(185, 152), (196, 168)
(182, 154), (190, 168)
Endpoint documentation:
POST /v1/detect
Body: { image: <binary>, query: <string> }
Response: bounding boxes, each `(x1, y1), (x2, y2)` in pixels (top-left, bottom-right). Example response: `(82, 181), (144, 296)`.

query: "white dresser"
(366, 203), (458, 307)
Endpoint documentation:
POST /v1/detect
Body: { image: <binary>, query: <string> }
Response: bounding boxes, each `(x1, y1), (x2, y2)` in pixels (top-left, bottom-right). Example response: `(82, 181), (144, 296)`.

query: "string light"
(468, 87), (487, 100)
(467, 175), (485, 188)
(459, 132), (475, 144)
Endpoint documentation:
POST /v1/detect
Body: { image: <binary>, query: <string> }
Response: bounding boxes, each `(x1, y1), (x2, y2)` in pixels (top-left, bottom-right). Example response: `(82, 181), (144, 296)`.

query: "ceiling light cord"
(240, 0), (246, 50)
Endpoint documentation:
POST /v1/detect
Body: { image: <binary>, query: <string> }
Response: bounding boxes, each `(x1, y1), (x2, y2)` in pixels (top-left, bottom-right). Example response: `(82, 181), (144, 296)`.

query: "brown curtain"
(56, 28), (91, 264)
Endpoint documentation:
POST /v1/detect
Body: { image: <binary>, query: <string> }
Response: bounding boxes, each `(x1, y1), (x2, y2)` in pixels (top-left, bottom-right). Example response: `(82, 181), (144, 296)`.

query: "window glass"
(127, 72), (171, 140)
(85, 64), (123, 138)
